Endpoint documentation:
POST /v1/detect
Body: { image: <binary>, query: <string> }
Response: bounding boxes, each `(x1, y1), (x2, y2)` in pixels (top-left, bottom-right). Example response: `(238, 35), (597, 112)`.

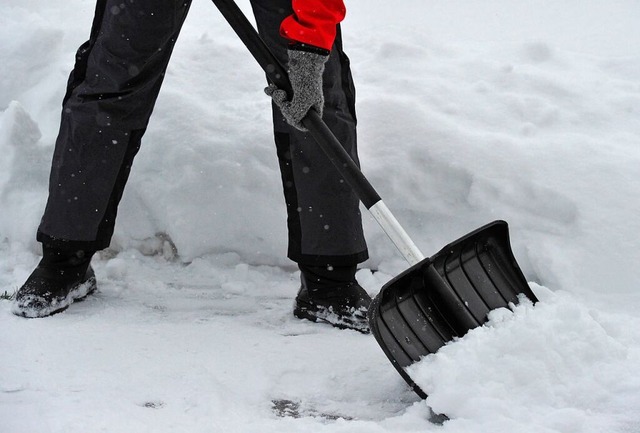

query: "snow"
(407, 287), (640, 432)
(1, 0), (640, 432)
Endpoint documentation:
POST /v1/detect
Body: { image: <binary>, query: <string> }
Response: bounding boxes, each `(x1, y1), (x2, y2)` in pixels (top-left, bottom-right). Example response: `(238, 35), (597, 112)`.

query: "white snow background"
(1, 0), (640, 432)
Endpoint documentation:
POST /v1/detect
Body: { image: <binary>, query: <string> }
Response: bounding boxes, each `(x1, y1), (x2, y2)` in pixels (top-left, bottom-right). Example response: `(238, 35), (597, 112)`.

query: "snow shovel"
(210, 0), (538, 398)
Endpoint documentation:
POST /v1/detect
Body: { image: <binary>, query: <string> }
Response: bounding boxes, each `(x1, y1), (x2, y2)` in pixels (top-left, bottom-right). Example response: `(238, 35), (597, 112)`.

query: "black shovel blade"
(369, 220), (538, 398)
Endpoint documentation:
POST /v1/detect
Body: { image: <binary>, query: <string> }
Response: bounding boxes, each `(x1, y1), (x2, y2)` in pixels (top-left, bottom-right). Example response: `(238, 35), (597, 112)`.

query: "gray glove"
(265, 49), (329, 131)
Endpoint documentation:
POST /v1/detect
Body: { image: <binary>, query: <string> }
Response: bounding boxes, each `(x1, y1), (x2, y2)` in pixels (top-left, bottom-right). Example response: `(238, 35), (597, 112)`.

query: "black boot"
(12, 246), (97, 318)
(294, 264), (372, 333)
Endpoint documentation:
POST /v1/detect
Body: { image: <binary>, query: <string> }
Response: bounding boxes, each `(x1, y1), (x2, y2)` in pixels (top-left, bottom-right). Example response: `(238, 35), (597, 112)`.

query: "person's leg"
(14, 0), (192, 318)
(250, 0), (370, 332)
(250, 0), (367, 267)
(38, 0), (192, 251)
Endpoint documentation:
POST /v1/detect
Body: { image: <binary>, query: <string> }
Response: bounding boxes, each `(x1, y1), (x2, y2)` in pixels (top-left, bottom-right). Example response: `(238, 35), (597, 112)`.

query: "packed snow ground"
(2, 1), (640, 432)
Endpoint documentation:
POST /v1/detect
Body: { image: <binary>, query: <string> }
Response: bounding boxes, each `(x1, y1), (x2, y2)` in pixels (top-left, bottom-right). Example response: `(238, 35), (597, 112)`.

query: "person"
(11, 0), (371, 332)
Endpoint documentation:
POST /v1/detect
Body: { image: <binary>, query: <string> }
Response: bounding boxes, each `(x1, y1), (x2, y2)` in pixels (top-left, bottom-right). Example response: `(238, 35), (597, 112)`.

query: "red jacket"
(280, 0), (346, 51)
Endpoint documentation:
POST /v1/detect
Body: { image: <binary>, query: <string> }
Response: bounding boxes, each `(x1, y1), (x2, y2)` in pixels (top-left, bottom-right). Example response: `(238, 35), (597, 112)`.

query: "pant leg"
(37, 0), (192, 251)
(250, 0), (368, 267)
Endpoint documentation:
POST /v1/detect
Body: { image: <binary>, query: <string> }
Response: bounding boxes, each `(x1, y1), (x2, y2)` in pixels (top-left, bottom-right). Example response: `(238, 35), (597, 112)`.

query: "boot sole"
(12, 276), (98, 319)
(293, 301), (370, 334)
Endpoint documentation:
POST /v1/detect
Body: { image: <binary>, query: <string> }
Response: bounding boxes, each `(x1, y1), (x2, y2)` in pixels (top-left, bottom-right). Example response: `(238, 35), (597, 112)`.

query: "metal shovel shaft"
(210, 0), (425, 265)
(368, 201), (425, 265)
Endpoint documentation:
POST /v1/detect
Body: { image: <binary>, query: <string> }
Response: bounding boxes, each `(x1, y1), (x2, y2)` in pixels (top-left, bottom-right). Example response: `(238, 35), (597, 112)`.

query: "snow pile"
(0, 102), (48, 247)
(408, 286), (640, 432)
(352, 27), (640, 294)
(2, 0), (640, 432)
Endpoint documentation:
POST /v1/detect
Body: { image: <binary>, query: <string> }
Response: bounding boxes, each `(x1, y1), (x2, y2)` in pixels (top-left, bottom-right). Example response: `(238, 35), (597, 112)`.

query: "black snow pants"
(37, 0), (368, 267)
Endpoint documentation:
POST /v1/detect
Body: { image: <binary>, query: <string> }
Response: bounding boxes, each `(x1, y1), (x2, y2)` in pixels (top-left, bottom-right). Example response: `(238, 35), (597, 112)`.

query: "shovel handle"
(210, 0), (425, 265)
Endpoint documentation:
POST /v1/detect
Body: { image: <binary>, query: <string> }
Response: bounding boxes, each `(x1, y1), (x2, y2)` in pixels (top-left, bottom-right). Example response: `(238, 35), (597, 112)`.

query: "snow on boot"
(294, 265), (372, 333)
(12, 248), (97, 318)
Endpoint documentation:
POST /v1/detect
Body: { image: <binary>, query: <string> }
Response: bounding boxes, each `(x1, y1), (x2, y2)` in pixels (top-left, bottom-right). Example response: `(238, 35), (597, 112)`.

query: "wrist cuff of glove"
(288, 42), (330, 57)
